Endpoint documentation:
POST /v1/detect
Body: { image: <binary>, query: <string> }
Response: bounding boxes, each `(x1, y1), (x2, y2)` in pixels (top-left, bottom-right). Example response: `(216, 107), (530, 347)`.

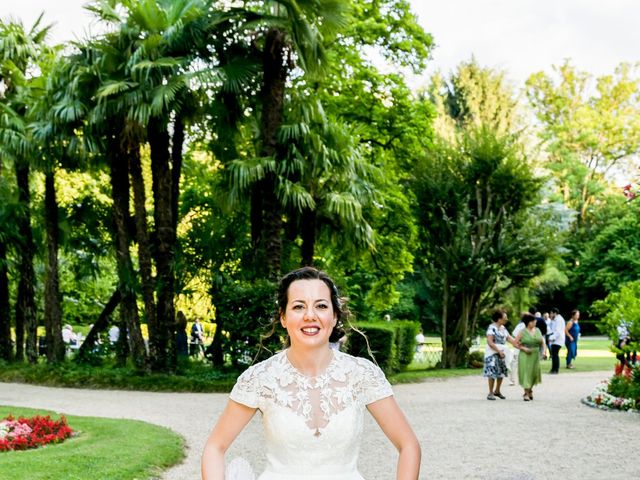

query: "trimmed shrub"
(211, 280), (282, 367)
(468, 350), (484, 368)
(393, 321), (421, 368)
(347, 323), (397, 373)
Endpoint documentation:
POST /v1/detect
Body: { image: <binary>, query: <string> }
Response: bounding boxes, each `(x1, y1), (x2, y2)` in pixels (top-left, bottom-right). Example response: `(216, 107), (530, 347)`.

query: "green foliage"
(569, 202), (640, 310)
(0, 358), (237, 392)
(211, 279), (283, 366)
(429, 57), (523, 140)
(526, 61), (640, 228)
(391, 320), (420, 367)
(608, 371), (640, 403)
(0, 405), (184, 480)
(347, 322), (397, 373)
(592, 280), (640, 349)
(467, 350), (484, 368)
(413, 125), (553, 367)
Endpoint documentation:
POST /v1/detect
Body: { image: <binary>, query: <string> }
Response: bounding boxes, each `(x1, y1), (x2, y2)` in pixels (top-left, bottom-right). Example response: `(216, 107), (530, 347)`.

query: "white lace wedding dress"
(229, 349), (393, 480)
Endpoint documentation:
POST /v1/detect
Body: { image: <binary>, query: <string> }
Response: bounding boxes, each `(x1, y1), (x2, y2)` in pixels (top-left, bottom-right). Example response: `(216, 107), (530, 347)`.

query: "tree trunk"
(129, 146), (159, 367)
(115, 319), (129, 367)
(440, 273), (449, 364)
(208, 316), (224, 366)
(109, 141), (147, 370)
(441, 292), (472, 368)
(76, 289), (121, 362)
(43, 171), (65, 363)
(149, 117), (176, 372)
(171, 113), (184, 238)
(257, 28), (288, 280)
(0, 240), (10, 361)
(300, 208), (317, 266)
(15, 163), (38, 363)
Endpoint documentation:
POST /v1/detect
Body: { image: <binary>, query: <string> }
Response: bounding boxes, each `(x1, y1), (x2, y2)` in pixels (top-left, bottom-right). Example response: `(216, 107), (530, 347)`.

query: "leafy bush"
(392, 321), (421, 368)
(0, 359), (238, 393)
(212, 279), (283, 367)
(592, 280), (640, 346)
(347, 323), (397, 373)
(467, 350), (484, 368)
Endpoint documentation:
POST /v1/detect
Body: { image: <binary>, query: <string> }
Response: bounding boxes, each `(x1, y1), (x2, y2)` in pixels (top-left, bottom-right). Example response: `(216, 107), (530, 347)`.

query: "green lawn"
(0, 406), (184, 480)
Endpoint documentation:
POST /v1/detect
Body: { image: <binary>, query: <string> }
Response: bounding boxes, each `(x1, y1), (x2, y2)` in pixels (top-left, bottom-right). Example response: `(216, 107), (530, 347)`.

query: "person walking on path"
(548, 308), (565, 374)
(531, 308), (547, 355)
(565, 309), (580, 369)
(508, 316), (526, 386)
(515, 313), (547, 401)
(484, 309), (518, 400)
(201, 266), (421, 479)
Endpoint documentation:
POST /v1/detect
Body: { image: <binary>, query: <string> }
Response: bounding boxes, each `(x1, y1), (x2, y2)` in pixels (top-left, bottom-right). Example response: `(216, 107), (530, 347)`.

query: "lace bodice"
(229, 349), (393, 479)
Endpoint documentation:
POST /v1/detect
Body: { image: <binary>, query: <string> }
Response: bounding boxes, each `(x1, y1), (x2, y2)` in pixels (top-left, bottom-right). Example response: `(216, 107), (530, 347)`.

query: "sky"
(1, 0), (639, 89)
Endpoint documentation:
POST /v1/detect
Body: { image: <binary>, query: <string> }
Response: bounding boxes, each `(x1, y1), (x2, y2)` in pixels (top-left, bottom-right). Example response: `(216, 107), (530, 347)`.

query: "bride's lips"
(301, 326), (321, 335)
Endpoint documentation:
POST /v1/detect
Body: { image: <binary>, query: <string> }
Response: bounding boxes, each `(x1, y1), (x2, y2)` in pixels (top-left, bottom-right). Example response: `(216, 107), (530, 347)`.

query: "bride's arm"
(367, 396), (421, 480)
(201, 400), (257, 480)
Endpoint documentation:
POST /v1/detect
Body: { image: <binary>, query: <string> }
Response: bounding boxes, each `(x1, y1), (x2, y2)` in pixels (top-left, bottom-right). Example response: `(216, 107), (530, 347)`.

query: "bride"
(201, 267), (421, 479)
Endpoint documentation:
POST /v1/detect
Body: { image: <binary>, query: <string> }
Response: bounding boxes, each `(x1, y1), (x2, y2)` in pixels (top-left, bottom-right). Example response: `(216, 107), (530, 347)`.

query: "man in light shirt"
(548, 308), (566, 374)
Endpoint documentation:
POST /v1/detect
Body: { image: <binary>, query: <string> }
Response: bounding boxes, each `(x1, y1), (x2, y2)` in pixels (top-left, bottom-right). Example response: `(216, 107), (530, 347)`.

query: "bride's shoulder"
(236, 350), (287, 379)
(334, 350), (385, 376)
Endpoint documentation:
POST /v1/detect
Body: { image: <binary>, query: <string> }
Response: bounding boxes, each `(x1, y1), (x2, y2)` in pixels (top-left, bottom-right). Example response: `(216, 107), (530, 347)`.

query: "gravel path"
(2, 370), (639, 479)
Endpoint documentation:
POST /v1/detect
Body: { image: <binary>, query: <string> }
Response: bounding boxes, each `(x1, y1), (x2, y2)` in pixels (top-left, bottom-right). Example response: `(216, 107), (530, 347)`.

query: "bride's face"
(281, 279), (336, 348)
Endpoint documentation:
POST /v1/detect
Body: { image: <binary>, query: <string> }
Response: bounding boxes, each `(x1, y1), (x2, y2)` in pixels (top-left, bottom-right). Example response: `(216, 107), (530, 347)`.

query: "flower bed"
(0, 415), (74, 451)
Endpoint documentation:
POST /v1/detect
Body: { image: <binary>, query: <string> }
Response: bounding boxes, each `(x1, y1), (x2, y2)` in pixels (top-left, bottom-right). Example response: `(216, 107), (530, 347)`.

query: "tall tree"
(414, 127), (549, 367)
(526, 61), (640, 230)
(237, 0), (350, 279)
(87, 0), (218, 370)
(0, 16), (50, 361)
(429, 57), (523, 141)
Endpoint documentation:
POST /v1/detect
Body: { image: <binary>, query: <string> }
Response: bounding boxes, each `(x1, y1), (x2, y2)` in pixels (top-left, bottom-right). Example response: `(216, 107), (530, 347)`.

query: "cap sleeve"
(229, 365), (259, 409)
(486, 324), (496, 337)
(357, 358), (393, 405)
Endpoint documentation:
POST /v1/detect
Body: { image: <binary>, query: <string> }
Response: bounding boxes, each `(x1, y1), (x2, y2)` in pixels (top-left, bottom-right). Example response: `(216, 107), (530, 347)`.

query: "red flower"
(0, 415), (73, 452)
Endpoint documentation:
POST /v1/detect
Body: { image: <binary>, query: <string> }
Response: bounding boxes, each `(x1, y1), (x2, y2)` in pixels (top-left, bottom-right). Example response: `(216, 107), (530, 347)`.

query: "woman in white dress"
(201, 267), (421, 479)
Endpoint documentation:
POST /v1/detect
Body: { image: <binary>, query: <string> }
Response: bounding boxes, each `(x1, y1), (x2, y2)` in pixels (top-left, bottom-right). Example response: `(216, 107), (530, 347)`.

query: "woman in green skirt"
(515, 313), (548, 401)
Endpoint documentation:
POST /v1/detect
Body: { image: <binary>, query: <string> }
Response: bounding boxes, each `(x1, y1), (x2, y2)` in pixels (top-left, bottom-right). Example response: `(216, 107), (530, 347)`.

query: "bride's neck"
(286, 346), (333, 376)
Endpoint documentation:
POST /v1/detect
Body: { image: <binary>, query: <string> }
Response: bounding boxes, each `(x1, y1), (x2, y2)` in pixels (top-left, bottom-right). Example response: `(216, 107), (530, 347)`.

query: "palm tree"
(235, 0), (350, 278)
(63, 33), (150, 369)
(0, 16), (50, 362)
(228, 94), (375, 267)
(87, 0), (219, 370)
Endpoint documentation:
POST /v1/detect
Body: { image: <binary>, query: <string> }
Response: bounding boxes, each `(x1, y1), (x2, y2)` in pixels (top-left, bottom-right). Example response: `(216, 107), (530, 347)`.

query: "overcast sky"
(1, 0), (639, 88)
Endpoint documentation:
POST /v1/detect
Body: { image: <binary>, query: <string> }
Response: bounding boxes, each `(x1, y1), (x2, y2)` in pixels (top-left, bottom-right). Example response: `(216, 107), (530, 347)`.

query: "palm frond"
(323, 191), (363, 225)
(276, 177), (315, 212)
(227, 156), (277, 192)
(96, 80), (138, 99)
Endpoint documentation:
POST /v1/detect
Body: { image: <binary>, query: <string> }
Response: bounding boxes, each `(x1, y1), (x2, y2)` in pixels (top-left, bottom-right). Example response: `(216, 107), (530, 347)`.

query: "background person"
(191, 317), (205, 357)
(548, 308), (565, 374)
(508, 316), (526, 386)
(543, 312), (552, 354)
(530, 307), (547, 356)
(62, 324), (77, 346)
(176, 311), (189, 357)
(108, 325), (120, 345)
(565, 309), (580, 369)
(515, 313), (547, 401)
(484, 309), (517, 400)
(615, 319), (637, 368)
(201, 266), (421, 479)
